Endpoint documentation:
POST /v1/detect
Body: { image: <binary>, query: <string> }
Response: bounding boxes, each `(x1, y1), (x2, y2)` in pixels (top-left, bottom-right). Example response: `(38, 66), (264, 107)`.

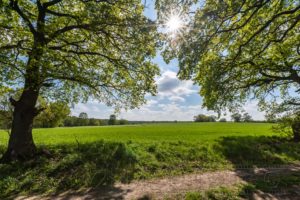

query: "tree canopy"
(194, 114), (216, 122)
(108, 114), (117, 125)
(79, 112), (88, 119)
(160, 0), (300, 114)
(0, 0), (159, 109)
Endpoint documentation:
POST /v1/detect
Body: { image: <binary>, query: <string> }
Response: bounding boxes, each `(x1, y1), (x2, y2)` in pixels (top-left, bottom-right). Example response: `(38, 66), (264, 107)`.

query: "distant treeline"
(1, 106), (273, 130)
(63, 115), (129, 127)
(193, 113), (272, 123)
(63, 118), (195, 127)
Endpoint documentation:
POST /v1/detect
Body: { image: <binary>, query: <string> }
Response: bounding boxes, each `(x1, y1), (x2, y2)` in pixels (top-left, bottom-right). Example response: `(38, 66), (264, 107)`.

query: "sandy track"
(16, 164), (300, 200)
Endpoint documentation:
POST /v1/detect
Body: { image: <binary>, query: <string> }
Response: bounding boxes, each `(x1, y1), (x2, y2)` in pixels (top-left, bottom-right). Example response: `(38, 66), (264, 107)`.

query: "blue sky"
(72, 1), (265, 121)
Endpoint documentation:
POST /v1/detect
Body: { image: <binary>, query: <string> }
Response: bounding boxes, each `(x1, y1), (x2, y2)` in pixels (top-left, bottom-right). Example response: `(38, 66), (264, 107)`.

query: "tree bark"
(292, 120), (300, 142)
(1, 88), (40, 162)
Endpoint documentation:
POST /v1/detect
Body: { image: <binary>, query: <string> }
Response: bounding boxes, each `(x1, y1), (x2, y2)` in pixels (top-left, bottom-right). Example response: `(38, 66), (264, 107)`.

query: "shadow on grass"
(215, 136), (300, 167)
(0, 141), (137, 199)
(1, 136), (300, 199)
(215, 136), (300, 199)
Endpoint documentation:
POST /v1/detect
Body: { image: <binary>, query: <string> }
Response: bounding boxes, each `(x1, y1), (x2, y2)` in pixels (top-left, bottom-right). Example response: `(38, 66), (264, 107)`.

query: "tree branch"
(9, 0), (37, 35)
(9, 97), (18, 107)
(49, 24), (93, 41)
(43, 0), (63, 8)
(234, 4), (300, 59)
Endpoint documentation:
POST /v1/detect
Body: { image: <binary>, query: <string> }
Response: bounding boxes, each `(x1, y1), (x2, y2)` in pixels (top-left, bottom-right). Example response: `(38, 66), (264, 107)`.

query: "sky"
(72, 1), (266, 121)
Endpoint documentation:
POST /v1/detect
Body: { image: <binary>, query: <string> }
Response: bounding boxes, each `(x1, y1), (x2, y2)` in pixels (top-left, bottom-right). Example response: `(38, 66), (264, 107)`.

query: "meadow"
(0, 123), (300, 199)
(0, 122), (276, 145)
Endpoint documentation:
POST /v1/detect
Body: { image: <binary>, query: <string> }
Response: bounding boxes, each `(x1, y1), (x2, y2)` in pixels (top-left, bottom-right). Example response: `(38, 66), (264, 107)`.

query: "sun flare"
(166, 15), (183, 32)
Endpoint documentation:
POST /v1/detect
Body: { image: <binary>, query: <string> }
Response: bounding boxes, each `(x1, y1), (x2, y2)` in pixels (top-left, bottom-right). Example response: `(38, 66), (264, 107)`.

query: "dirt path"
(16, 164), (300, 200)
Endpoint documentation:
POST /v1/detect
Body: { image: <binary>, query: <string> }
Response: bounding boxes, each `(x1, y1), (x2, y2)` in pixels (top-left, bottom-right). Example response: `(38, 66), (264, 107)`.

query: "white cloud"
(145, 99), (158, 107)
(117, 100), (265, 121)
(118, 102), (213, 121)
(169, 96), (185, 102)
(156, 70), (197, 103)
(72, 72), (265, 121)
(72, 94), (265, 122)
(243, 100), (265, 120)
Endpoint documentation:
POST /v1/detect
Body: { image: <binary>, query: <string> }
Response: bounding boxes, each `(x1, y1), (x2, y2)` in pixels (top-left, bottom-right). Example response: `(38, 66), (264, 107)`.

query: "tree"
(63, 116), (76, 127)
(79, 112), (88, 119)
(219, 118), (227, 122)
(231, 113), (242, 123)
(34, 101), (70, 128)
(0, 90), (70, 129)
(160, 0), (300, 141)
(208, 115), (217, 122)
(0, 92), (13, 132)
(242, 112), (253, 122)
(88, 118), (100, 126)
(108, 114), (117, 125)
(119, 119), (128, 125)
(0, 0), (159, 161)
(272, 113), (300, 141)
(194, 114), (208, 122)
(194, 114), (216, 122)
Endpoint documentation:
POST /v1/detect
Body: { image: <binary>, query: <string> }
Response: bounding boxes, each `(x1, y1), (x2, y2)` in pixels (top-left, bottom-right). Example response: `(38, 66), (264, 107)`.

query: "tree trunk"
(292, 121), (300, 142)
(1, 88), (40, 162)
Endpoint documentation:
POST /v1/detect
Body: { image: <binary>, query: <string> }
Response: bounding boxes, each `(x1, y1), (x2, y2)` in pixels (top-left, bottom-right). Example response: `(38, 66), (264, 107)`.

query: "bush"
(194, 114), (216, 122)
(119, 119), (128, 125)
(219, 118), (227, 122)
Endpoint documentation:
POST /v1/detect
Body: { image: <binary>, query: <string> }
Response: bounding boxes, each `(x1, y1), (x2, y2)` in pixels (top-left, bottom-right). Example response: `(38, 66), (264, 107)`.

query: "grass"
(177, 173), (300, 200)
(0, 123), (299, 199)
(183, 186), (241, 200)
(0, 122), (276, 145)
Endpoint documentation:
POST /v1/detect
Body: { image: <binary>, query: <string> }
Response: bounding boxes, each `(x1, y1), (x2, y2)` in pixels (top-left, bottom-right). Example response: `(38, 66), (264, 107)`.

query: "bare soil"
(16, 164), (300, 200)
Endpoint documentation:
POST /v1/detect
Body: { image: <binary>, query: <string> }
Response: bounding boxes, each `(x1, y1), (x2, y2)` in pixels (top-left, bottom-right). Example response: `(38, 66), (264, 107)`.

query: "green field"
(0, 123), (299, 199)
(0, 122), (275, 145)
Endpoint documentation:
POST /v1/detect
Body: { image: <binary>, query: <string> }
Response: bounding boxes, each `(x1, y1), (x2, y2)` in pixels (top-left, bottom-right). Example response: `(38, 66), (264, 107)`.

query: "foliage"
(88, 118), (101, 126)
(108, 114), (117, 125)
(0, 0), (160, 160)
(0, 0), (159, 108)
(231, 112), (254, 123)
(0, 92), (12, 131)
(79, 112), (88, 119)
(0, 90), (70, 129)
(64, 116), (102, 127)
(62, 116), (131, 127)
(34, 101), (70, 128)
(194, 114), (216, 122)
(119, 119), (129, 125)
(272, 112), (300, 138)
(242, 112), (253, 122)
(159, 0), (300, 118)
(219, 118), (227, 122)
(231, 113), (242, 122)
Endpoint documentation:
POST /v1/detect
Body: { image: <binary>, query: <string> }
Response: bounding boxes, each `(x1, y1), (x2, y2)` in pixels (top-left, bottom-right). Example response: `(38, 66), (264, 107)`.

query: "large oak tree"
(0, 0), (159, 161)
(159, 0), (300, 141)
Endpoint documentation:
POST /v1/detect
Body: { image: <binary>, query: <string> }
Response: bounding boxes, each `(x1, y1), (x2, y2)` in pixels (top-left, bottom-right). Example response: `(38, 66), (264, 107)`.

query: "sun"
(166, 15), (183, 32)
